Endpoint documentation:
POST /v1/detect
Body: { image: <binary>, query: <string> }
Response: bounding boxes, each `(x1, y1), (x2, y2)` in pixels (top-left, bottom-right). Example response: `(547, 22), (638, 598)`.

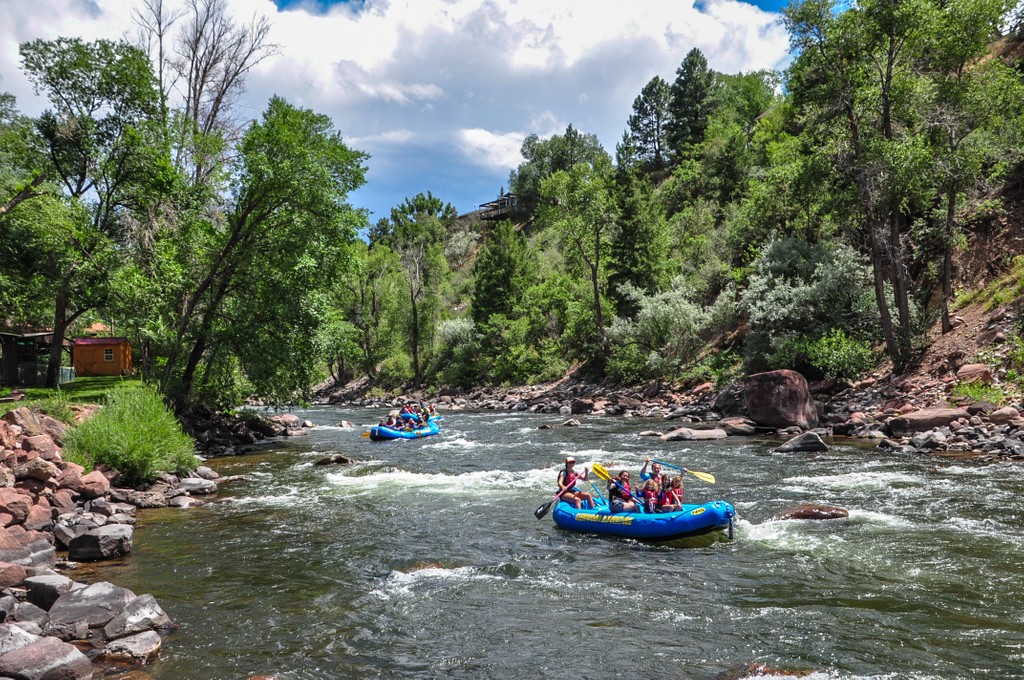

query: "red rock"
(0, 560), (27, 587)
(691, 382), (714, 396)
(79, 470), (110, 499)
(24, 504), (53, 531)
(0, 407), (43, 436)
(774, 504), (849, 521)
(21, 434), (58, 459)
(0, 488), (31, 525)
(57, 467), (85, 494)
(956, 363), (992, 383)
(887, 408), (970, 436)
(744, 370), (819, 430)
(988, 406), (1021, 425)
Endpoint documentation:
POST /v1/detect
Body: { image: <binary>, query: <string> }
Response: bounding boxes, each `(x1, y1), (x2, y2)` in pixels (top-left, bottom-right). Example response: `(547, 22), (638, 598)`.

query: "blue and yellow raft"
(551, 500), (735, 546)
(368, 417), (441, 441)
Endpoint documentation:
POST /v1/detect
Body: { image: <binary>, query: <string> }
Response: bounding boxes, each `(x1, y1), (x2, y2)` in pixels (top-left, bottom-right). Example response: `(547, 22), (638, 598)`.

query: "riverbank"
(0, 406), (309, 678)
(317, 300), (1024, 464)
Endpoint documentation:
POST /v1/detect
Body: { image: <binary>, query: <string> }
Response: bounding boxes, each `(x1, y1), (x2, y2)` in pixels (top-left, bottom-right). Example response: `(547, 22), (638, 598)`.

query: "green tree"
(159, 96), (367, 405)
(471, 221), (537, 324)
(627, 76), (672, 173)
(508, 124), (608, 214)
(18, 37), (164, 387)
(784, 0), (936, 367)
(371, 192), (455, 386)
(608, 171), (671, 317)
(539, 160), (616, 360)
(666, 48), (716, 160)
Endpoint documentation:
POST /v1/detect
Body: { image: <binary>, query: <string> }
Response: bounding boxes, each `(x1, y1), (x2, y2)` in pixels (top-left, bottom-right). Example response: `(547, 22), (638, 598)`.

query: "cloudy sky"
(0, 0), (792, 222)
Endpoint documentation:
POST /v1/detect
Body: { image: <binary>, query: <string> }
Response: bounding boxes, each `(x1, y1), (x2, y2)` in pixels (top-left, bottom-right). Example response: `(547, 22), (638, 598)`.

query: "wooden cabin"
(72, 337), (132, 377)
(479, 193), (519, 221)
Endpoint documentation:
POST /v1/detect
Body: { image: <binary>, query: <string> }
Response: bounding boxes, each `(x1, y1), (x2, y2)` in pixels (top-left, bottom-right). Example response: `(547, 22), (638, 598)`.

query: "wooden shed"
(72, 337), (132, 377)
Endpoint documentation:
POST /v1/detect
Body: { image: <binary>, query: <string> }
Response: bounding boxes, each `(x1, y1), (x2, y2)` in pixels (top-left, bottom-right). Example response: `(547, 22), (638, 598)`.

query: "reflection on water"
(90, 407), (1024, 679)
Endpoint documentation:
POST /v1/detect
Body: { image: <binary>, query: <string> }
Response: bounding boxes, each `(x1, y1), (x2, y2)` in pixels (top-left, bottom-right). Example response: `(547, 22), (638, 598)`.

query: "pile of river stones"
(0, 406), (307, 678)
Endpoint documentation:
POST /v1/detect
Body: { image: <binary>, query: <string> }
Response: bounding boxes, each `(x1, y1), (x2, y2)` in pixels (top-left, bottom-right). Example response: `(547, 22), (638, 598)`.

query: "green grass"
(1, 376), (142, 418)
(949, 380), (1007, 405)
(954, 255), (1024, 312)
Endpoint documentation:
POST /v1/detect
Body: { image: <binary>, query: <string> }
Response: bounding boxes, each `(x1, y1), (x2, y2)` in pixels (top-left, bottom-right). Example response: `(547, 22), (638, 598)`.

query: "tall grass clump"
(64, 384), (198, 487)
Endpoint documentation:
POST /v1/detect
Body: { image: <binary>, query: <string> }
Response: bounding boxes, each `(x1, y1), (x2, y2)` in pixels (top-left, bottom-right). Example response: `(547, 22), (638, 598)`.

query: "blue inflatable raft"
(369, 419), (441, 441)
(551, 500), (735, 546)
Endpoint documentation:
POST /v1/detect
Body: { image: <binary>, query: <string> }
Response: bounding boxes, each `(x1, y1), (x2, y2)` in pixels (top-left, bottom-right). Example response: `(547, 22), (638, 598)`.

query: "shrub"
(64, 384), (198, 487)
(743, 238), (879, 371)
(805, 329), (878, 381)
(949, 381), (1006, 405)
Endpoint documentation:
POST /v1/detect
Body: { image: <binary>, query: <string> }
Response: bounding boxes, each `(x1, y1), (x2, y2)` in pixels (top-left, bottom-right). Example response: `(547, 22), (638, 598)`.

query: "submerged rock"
(774, 504), (849, 521)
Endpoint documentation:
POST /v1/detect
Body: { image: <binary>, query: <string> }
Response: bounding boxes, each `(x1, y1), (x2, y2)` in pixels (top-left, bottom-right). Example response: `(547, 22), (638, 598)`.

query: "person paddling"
(607, 470), (638, 513)
(556, 456), (594, 510)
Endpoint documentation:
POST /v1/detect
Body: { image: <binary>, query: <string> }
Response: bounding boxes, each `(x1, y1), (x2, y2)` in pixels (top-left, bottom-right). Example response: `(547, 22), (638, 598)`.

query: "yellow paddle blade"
(591, 462), (612, 481)
(362, 432), (370, 437)
(685, 468), (716, 484)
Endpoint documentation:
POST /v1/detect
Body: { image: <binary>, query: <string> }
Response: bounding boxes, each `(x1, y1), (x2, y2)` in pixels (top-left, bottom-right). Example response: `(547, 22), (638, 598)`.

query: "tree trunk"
(869, 227), (900, 364)
(409, 286), (421, 387)
(940, 188), (956, 333)
(45, 291), (69, 389)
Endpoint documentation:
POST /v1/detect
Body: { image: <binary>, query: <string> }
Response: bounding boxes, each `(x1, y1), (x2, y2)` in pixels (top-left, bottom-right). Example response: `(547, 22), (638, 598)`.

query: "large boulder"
(45, 581), (136, 635)
(23, 574), (81, 611)
(886, 408), (969, 437)
(743, 370), (819, 430)
(177, 478), (217, 495)
(0, 632), (94, 679)
(78, 471), (110, 500)
(712, 380), (748, 418)
(67, 525), (133, 562)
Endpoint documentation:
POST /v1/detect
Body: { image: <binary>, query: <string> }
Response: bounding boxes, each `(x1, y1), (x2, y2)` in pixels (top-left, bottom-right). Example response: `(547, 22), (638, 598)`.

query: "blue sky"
(0, 0), (792, 223)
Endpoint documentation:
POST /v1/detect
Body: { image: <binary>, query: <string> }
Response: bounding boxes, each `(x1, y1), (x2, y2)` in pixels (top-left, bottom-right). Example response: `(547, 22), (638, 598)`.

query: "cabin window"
(104, 348), (114, 362)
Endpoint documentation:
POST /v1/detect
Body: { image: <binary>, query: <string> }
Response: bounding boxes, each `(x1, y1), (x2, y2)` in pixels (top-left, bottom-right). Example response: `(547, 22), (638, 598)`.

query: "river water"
(94, 407), (1024, 679)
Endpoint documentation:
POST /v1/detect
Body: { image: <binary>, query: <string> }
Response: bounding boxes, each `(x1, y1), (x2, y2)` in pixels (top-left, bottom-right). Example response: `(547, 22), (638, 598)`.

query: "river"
(93, 407), (1024, 679)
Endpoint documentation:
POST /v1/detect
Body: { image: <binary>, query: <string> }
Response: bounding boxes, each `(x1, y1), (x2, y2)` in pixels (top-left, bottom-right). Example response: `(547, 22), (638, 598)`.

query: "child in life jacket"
(641, 478), (659, 513)
(658, 475), (684, 512)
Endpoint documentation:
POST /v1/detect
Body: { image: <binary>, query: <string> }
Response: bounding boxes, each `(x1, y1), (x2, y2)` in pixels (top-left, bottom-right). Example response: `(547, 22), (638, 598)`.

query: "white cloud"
(0, 0), (793, 216)
(456, 128), (525, 171)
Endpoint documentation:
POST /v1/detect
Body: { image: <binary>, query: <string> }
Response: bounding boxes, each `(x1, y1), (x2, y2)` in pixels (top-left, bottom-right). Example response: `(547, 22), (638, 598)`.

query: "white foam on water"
(325, 467), (544, 495)
(224, 487), (303, 507)
(783, 470), (922, 492)
(421, 436), (496, 451)
(370, 566), (502, 600)
(738, 518), (825, 551)
(845, 509), (905, 527)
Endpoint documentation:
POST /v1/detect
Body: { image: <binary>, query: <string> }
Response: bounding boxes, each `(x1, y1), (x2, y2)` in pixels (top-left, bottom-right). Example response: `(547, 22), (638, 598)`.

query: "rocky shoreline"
(0, 406), (306, 679)
(321, 367), (1024, 463)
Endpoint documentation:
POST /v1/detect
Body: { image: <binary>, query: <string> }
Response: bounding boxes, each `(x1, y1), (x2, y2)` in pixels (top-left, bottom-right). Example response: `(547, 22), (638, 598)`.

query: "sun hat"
(564, 455), (576, 463)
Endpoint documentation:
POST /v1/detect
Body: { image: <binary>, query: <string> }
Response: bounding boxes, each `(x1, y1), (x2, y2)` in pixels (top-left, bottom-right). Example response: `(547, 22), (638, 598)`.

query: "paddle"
(652, 459), (716, 484)
(591, 463), (644, 513)
(534, 482), (576, 520)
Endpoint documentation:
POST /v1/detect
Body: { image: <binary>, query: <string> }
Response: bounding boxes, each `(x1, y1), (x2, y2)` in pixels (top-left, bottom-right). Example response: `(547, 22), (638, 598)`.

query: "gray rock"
(659, 427), (728, 442)
(46, 581), (136, 633)
(177, 478), (217, 495)
(193, 466), (219, 480)
(0, 623), (36, 656)
(776, 431), (829, 453)
(67, 525), (133, 562)
(23, 575), (81, 611)
(102, 594), (171, 640)
(167, 496), (204, 508)
(103, 629), (161, 663)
